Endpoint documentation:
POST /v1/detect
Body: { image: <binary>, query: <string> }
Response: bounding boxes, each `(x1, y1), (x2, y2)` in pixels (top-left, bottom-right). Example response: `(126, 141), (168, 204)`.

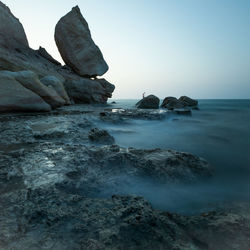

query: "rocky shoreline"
(0, 1), (250, 250)
(1, 105), (250, 250)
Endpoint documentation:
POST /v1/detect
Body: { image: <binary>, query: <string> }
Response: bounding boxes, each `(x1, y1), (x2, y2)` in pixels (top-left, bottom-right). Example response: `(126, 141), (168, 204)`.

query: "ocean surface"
(102, 99), (250, 214)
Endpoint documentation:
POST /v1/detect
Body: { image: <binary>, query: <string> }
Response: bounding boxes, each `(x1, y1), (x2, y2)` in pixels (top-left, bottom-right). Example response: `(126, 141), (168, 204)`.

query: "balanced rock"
(136, 95), (160, 109)
(55, 6), (109, 77)
(0, 1), (29, 49)
(0, 71), (51, 112)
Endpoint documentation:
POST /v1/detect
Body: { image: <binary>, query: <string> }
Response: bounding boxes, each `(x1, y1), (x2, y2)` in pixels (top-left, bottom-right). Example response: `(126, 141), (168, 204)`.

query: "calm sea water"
(103, 99), (250, 214)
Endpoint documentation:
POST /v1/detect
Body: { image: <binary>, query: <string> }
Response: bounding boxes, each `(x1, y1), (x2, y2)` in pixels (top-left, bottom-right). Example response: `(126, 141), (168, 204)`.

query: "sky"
(4, 0), (250, 99)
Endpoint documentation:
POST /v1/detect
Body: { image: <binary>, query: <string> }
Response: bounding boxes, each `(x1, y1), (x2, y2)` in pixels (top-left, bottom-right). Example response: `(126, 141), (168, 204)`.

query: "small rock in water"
(136, 95), (160, 109)
(161, 96), (198, 110)
(88, 128), (115, 145)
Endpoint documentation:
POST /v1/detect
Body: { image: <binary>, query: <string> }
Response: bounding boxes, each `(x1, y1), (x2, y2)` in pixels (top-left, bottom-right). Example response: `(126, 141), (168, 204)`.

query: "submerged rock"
(136, 95), (160, 109)
(88, 128), (115, 145)
(55, 6), (109, 77)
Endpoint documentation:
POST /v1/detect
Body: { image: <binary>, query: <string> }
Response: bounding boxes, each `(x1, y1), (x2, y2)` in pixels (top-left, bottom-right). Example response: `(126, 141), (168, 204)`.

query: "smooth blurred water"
(104, 99), (250, 213)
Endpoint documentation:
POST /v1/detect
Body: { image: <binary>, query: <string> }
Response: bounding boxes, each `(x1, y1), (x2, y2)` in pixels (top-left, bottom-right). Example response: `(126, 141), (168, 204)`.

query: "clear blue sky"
(4, 0), (250, 99)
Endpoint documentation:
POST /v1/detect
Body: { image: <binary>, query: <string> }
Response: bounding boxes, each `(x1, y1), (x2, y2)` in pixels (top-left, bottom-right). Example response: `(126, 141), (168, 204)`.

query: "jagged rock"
(40, 75), (70, 105)
(95, 78), (115, 97)
(54, 6), (109, 77)
(0, 71), (51, 112)
(136, 95), (160, 109)
(37, 46), (61, 66)
(0, 1), (29, 49)
(88, 128), (115, 144)
(1, 70), (65, 109)
(179, 96), (198, 107)
(64, 77), (115, 104)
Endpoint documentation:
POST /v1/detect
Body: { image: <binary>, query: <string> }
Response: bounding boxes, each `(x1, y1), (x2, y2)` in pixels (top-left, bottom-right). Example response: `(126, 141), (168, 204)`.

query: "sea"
(102, 99), (250, 214)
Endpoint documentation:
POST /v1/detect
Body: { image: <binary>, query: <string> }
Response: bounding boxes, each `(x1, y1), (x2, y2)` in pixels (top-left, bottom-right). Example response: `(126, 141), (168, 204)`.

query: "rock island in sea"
(0, 1), (249, 249)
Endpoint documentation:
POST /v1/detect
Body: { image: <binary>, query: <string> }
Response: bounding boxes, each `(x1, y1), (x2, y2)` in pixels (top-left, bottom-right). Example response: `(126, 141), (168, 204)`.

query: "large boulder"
(0, 71), (51, 112)
(0, 1), (29, 49)
(161, 96), (198, 109)
(136, 95), (160, 109)
(54, 6), (109, 77)
(179, 95), (198, 107)
(1, 70), (66, 109)
(40, 75), (70, 105)
(161, 96), (185, 109)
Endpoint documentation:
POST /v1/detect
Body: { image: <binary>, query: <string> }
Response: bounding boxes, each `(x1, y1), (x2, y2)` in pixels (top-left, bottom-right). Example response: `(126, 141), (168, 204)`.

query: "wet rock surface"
(88, 128), (115, 145)
(0, 106), (249, 249)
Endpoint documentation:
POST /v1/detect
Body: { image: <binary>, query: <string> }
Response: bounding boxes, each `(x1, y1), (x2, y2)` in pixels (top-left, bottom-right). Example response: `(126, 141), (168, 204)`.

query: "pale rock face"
(1, 70), (66, 109)
(0, 1), (29, 49)
(40, 75), (71, 105)
(55, 6), (109, 77)
(0, 72), (51, 112)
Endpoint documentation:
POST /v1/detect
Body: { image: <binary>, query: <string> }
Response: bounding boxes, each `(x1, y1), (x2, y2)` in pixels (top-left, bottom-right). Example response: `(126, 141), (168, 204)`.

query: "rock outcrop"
(40, 75), (70, 105)
(55, 6), (109, 77)
(64, 76), (115, 104)
(0, 1), (29, 49)
(0, 1), (114, 113)
(136, 95), (160, 109)
(161, 96), (198, 109)
(0, 71), (51, 112)
(1, 70), (66, 109)
(37, 46), (61, 66)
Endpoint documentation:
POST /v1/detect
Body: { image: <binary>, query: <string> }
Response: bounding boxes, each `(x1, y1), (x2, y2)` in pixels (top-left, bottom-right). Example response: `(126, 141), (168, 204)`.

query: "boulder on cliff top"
(55, 6), (109, 77)
(136, 95), (160, 109)
(0, 1), (29, 49)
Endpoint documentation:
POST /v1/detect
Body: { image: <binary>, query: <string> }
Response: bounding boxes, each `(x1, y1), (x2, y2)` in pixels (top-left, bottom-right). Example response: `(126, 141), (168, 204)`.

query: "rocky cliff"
(0, 1), (115, 112)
